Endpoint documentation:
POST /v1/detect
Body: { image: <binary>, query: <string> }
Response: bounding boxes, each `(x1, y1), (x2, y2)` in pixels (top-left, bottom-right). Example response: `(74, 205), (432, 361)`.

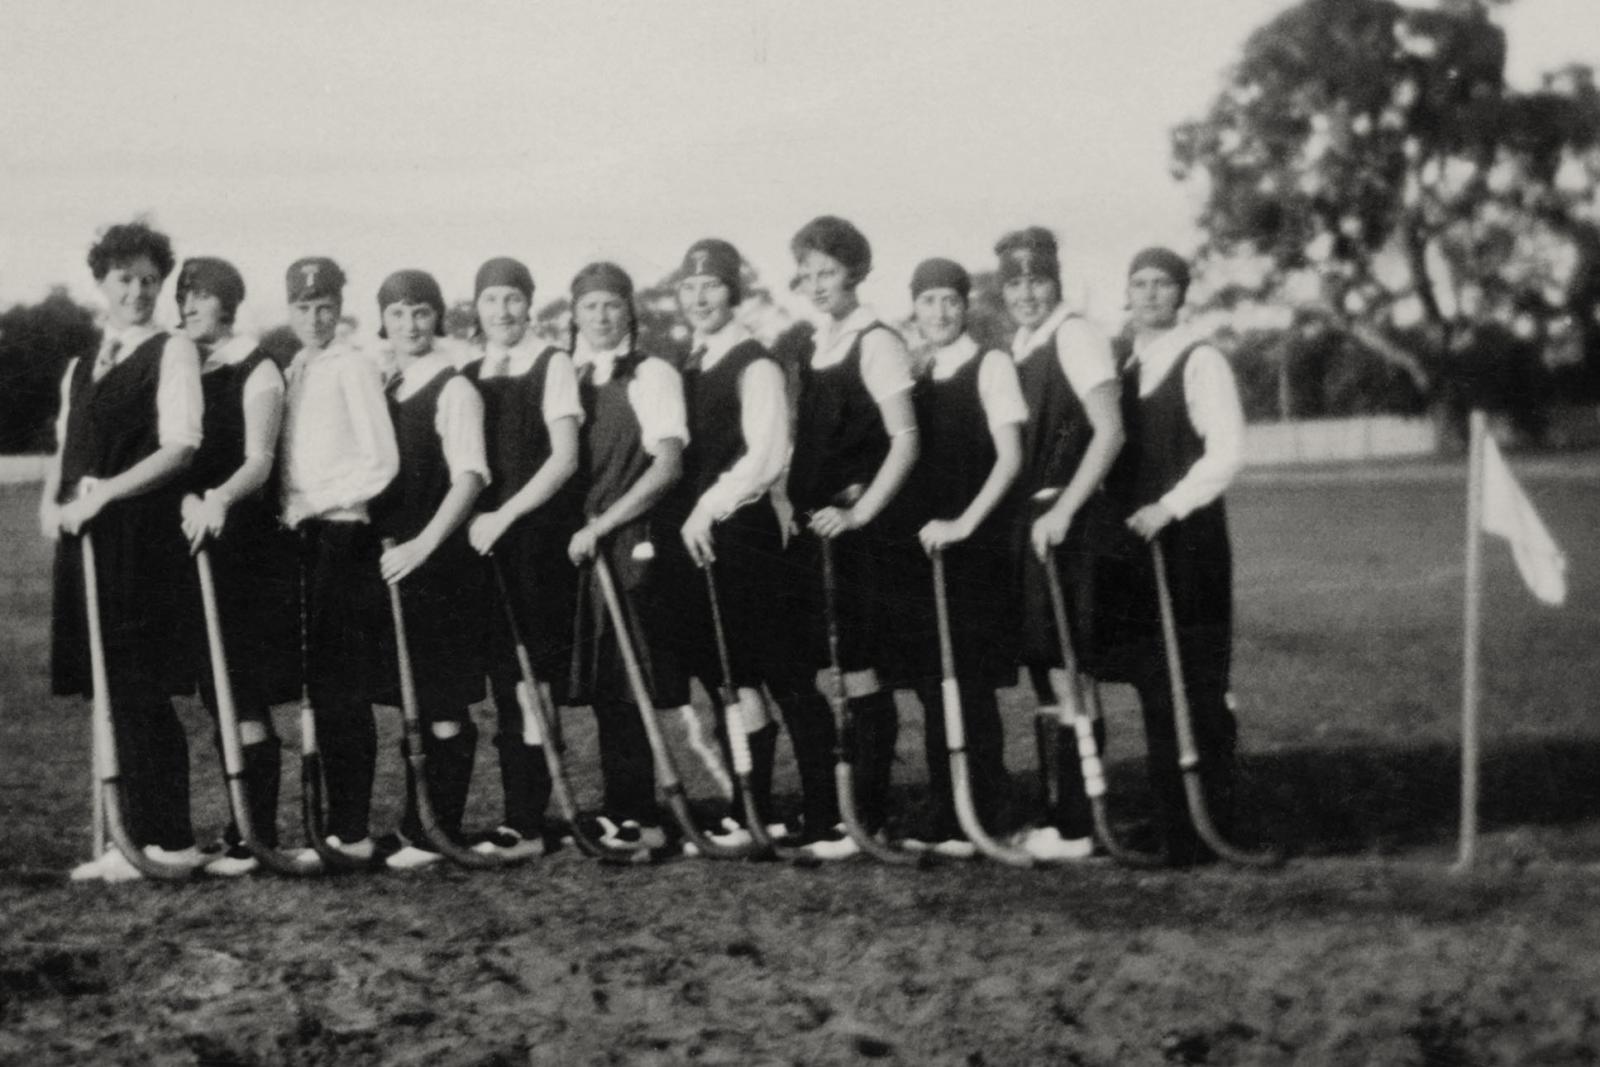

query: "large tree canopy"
(1173, 0), (1600, 429)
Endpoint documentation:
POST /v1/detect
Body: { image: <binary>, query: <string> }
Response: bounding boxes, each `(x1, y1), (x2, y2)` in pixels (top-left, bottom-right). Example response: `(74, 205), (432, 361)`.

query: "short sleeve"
(156, 334), (204, 449)
(434, 375), (491, 485)
(1054, 317), (1116, 401)
(858, 327), (915, 406)
(629, 358), (688, 455)
(541, 351), (585, 426)
(977, 350), (1028, 432)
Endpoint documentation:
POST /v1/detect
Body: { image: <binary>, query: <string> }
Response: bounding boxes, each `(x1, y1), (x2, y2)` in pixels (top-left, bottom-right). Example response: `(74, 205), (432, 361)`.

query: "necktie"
(685, 345), (708, 372)
(485, 348), (511, 378)
(93, 336), (122, 381)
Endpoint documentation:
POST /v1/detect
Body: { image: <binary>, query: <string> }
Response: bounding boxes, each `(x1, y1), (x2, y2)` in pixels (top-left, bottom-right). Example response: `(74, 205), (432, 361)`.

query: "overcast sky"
(2, 0), (1595, 335)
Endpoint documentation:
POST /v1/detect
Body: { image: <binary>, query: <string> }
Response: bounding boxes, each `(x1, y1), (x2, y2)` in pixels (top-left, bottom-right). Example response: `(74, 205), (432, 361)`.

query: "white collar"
(478, 332), (545, 375)
(692, 319), (751, 369)
(1129, 318), (1210, 388)
(390, 350), (453, 398)
(820, 304), (877, 347)
(202, 333), (259, 371)
(926, 333), (981, 379)
(1012, 304), (1073, 359)
(572, 336), (634, 385)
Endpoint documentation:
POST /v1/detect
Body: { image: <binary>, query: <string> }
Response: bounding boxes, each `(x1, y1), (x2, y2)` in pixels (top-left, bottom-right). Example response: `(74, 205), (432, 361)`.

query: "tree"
(0, 288), (99, 453)
(1172, 0), (1600, 438)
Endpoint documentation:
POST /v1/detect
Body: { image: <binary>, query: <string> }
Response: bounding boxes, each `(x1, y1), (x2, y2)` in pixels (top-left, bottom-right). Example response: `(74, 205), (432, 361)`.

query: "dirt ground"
(3, 462), (1600, 1067)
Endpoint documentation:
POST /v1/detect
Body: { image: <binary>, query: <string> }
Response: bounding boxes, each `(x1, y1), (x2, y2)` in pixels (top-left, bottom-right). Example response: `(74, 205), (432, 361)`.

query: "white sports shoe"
(800, 826), (862, 861)
(145, 845), (207, 868)
(291, 835), (376, 868)
(385, 844), (443, 871)
(98, 847), (145, 883)
(707, 818), (754, 849)
(69, 849), (119, 882)
(471, 827), (544, 861)
(1019, 827), (1094, 861)
(931, 839), (978, 859)
(600, 819), (667, 851)
(204, 845), (260, 878)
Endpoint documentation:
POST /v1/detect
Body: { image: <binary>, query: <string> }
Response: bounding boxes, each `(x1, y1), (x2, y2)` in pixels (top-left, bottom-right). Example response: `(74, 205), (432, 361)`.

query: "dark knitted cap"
(571, 261), (634, 303)
(1127, 246), (1191, 293)
(475, 257), (534, 301)
(910, 257), (971, 301)
(678, 238), (744, 305)
(376, 269), (447, 337)
(994, 226), (1060, 285)
(790, 215), (872, 283)
(286, 256), (345, 302)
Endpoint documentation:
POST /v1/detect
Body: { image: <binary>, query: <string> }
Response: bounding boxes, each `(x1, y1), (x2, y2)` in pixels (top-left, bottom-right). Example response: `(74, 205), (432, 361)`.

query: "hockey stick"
(930, 550), (1032, 867)
(296, 533), (365, 873)
(488, 553), (658, 865)
(703, 561), (783, 859)
(1150, 540), (1282, 868)
(1042, 552), (1162, 867)
(195, 547), (319, 875)
(80, 531), (195, 881)
(819, 534), (923, 866)
(592, 552), (755, 859)
(383, 538), (515, 869)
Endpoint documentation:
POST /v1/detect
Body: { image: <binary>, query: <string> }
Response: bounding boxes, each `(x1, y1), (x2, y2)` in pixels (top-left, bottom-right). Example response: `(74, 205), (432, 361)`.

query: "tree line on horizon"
(3, 0), (1596, 454)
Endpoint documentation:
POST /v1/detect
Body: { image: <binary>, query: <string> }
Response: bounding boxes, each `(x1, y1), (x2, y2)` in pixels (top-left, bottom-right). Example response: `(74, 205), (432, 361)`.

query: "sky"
(2, 0), (1596, 337)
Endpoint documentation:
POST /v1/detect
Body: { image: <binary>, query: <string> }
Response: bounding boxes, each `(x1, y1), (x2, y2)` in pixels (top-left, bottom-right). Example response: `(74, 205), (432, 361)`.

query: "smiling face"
(1001, 273), (1059, 333)
(913, 288), (966, 348)
(181, 289), (230, 347)
(1127, 266), (1184, 332)
(677, 275), (735, 338)
(383, 301), (437, 357)
(574, 290), (630, 352)
(290, 295), (341, 349)
(795, 249), (856, 321)
(477, 285), (530, 349)
(98, 256), (163, 331)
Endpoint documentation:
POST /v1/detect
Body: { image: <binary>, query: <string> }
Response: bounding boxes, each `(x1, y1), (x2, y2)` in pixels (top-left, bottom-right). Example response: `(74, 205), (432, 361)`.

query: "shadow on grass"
(1215, 736), (1600, 858)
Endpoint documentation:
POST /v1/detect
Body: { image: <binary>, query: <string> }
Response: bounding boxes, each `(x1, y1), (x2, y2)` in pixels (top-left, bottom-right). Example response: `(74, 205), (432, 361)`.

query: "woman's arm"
(921, 423), (1022, 552)
(810, 328), (919, 537)
(183, 361), (286, 551)
(381, 378), (487, 583)
(569, 438), (683, 563)
(1031, 379), (1123, 558)
(470, 415), (580, 554)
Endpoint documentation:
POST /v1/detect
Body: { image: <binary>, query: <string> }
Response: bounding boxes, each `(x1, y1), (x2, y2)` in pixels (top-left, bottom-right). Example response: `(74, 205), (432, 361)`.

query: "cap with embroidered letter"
(286, 256), (346, 303)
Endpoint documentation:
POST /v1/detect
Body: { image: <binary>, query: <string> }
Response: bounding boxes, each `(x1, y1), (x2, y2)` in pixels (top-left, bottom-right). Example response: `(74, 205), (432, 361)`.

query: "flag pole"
(1452, 409), (1488, 873)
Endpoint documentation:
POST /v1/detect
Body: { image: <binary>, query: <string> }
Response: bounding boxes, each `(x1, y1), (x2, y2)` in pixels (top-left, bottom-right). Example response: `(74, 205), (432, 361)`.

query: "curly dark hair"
(87, 219), (176, 281)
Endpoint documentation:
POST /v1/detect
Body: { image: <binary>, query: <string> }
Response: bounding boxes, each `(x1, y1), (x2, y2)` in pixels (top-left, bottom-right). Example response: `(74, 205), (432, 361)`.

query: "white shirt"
(203, 334), (285, 464)
(388, 352), (491, 487)
(55, 324), (203, 453)
(572, 337), (688, 456)
(468, 335), (585, 428)
(1012, 304), (1117, 401)
(812, 304), (915, 406)
(1129, 319), (1245, 519)
(279, 339), (400, 527)
(926, 334), (1029, 434)
(689, 320), (792, 521)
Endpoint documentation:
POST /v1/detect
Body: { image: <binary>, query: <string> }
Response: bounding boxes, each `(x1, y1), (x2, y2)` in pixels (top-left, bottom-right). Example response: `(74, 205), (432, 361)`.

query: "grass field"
(3, 462), (1599, 1067)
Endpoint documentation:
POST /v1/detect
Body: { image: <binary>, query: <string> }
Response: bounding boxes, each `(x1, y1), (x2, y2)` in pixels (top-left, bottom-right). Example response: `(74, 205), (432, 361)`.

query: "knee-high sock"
(767, 677), (840, 832)
(117, 699), (194, 851)
(241, 736), (283, 848)
(427, 720), (478, 843)
(849, 690), (898, 833)
(318, 698), (376, 844)
(594, 701), (657, 825)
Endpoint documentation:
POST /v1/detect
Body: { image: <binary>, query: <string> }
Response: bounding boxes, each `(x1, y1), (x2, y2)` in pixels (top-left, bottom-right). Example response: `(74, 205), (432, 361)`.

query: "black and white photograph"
(2, 1), (1598, 1063)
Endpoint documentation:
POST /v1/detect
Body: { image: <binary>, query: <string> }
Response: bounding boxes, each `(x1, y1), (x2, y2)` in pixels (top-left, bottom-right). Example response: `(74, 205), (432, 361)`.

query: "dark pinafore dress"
(782, 324), (897, 674)
(669, 339), (785, 688)
(1098, 340), (1233, 687)
(187, 349), (298, 711)
(1012, 321), (1124, 680)
(568, 353), (689, 709)
(885, 349), (1018, 688)
(51, 333), (194, 706)
(466, 348), (582, 701)
(370, 366), (488, 710)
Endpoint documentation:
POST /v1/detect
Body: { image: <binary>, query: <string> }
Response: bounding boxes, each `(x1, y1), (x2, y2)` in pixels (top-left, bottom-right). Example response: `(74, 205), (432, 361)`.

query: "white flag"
(1481, 435), (1568, 606)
